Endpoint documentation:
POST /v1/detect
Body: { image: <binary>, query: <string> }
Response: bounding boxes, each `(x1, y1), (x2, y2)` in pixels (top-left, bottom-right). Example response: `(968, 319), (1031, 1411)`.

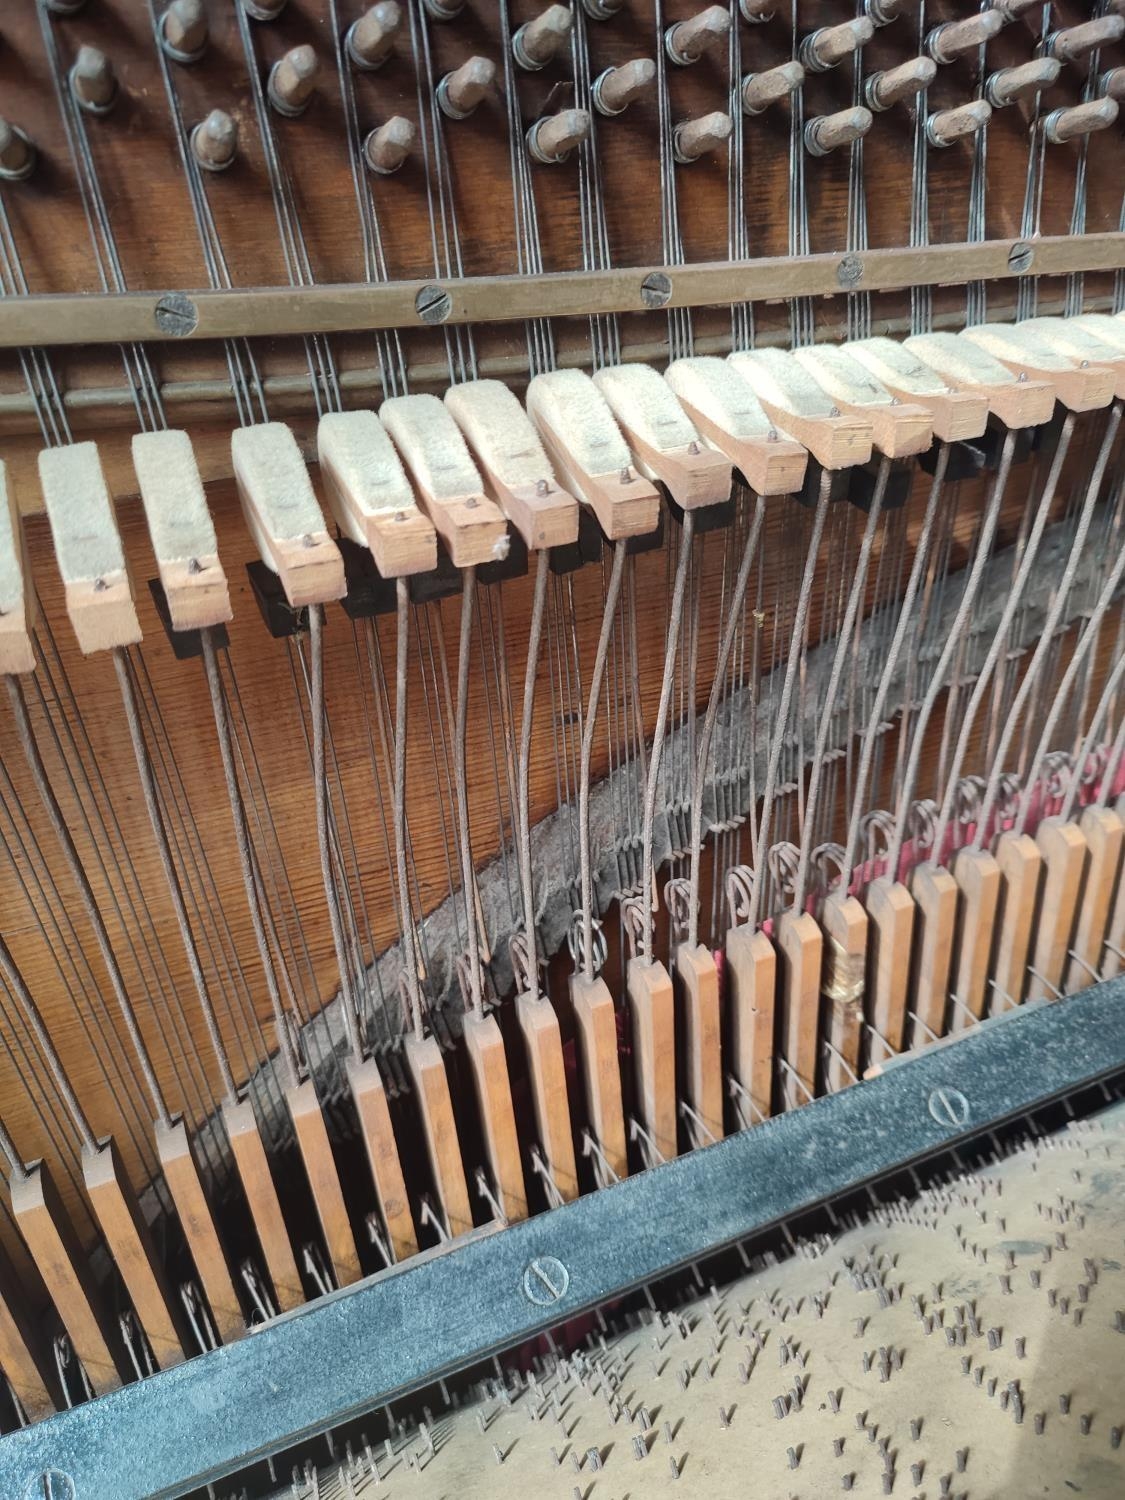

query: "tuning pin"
(268, 45), (318, 116)
(665, 6), (731, 66)
(160, 0), (208, 62)
(926, 11), (1004, 64)
(44, 0), (87, 13)
(70, 45), (118, 114)
(527, 108), (591, 163)
(514, 5), (572, 71)
(243, 0), (287, 19)
(926, 98), (991, 146)
(804, 106), (873, 156)
(741, 61), (804, 115)
(347, 3), (402, 71)
(799, 18), (874, 72)
(1044, 97), (1119, 144)
(986, 57), (1061, 107)
(740, 0), (775, 21)
(673, 110), (732, 162)
(422, 0), (464, 16)
(191, 109), (238, 172)
(865, 56), (935, 111)
(993, 0), (1043, 18)
(1102, 68), (1125, 103)
(437, 57), (495, 120)
(0, 120), (35, 182)
(1047, 17), (1125, 64)
(363, 116), (416, 174)
(583, 0), (623, 16)
(592, 59), (656, 116)
(866, 0), (906, 24)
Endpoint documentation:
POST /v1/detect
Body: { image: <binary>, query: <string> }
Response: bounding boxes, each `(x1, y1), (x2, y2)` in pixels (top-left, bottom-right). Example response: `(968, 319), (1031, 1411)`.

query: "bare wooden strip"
(515, 993), (578, 1202)
(864, 877), (915, 1055)
(83, 1138), (187, 1370)
(0, 1237), (59, 1422)
(951, 847), (1002, 1025)
(776, 910), (822, 1107)
(10, 1161), (125, 1395)
(568, 972), (628, 1180)
(463, 1011), (527, 1224)
(1028, 817), (1089, 999)
(820, 891), (867, 1091)
(0, 459), (35, 675)
(991, 832), (1043, 1011)
(345, 1055), (418, 1262)
(626, 957), (678, 1162)
(725, 924), (775, 1122)
(1102, 793), (1125, 980)
(155, 1117), (244, 1345)
(222, 1097), (304, 1313)
(1066, 806), (1124, 991)
(909, 864), (958, 1043)
(403, 1034), (474, 1238)
(2, 234), (1120, 347)
(674, 943), (724, 1143)
(286, 1080), (361, 1289)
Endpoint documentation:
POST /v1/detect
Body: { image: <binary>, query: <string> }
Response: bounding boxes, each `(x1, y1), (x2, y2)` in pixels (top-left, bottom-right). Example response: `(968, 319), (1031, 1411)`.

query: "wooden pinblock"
(526, 369), (661, 540)
(674, 943), (724, 1142)
(463, 1009), (528, 1224)
(1018, 316), (1125, 400)
(905, 331), (1056, 428)
(286, 1078), (361, 1289)
(848, 337), (989, 442)
(1066, 805), (1124, 991)
(626, 957), (677, 1162)
(951, 847), (1002, 1026)
(444, 379), (578, 550)
(991, 831), (1043, 1011)
(909, 863), (958, 1044)
(380, 394), (509, 568)
(317, 410), (437, 578)
(592, 363), (732, 510)
(231, 422), (345, 607)
(1028, 816), (1088, 999)
(664, 355), (808, 495)
(819, 890), (867, 1092)
(0, 460), (35, 674)
(222, 1096), (304, 1313)
(725, 924), (775, 1123)
(10, 1159), (125, 1395)
(516, 993), (578, 1202)
(132, 431), (231, 632)
(864, 876), (914, 1057)
(961, 323), (1115, 412)
(728, 349), (874, 470)
(794, 345), (934, 458)
(0, 1237), (58, 1422)
(155, 1116), (244, 1344)
(568, 971), (628, 1180)
(83, 1137), (187, 1370)
(38, 442), (140, 654)
(345, 1054), (417, 1261)
(776, 910), (821, 1108)
(403, 1032), (474, 1238)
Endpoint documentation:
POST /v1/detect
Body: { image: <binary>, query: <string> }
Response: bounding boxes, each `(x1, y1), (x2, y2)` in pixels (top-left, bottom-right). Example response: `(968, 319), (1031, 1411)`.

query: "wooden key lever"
(570, 969), (629, 1182)
(0, 1237), (59, 1422)
(664, 356), (809, 495)
(526, 369), (661, 540)
(728, 349), (874, 470)
(592, 363), (732, 510)
(724, 915), (776, 1124)
(905, 332), (1056, 428)
(380, 394), (510, 568)
(674, 942), (724, 1144)
(0, 460), (36, 674)
(627, 956), (678, 1162)
(444, 379), (579, 550)
(795, 344), (934, 458)
(317, 409), (438, 577)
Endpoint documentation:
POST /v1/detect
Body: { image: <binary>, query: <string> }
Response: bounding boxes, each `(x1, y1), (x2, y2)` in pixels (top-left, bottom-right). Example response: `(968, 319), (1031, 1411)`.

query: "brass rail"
(0, 233), (1121, 348)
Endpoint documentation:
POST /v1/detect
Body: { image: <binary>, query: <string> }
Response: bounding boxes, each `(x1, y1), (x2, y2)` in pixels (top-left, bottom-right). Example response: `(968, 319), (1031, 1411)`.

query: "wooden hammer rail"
(0, 234), (1122, 349)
